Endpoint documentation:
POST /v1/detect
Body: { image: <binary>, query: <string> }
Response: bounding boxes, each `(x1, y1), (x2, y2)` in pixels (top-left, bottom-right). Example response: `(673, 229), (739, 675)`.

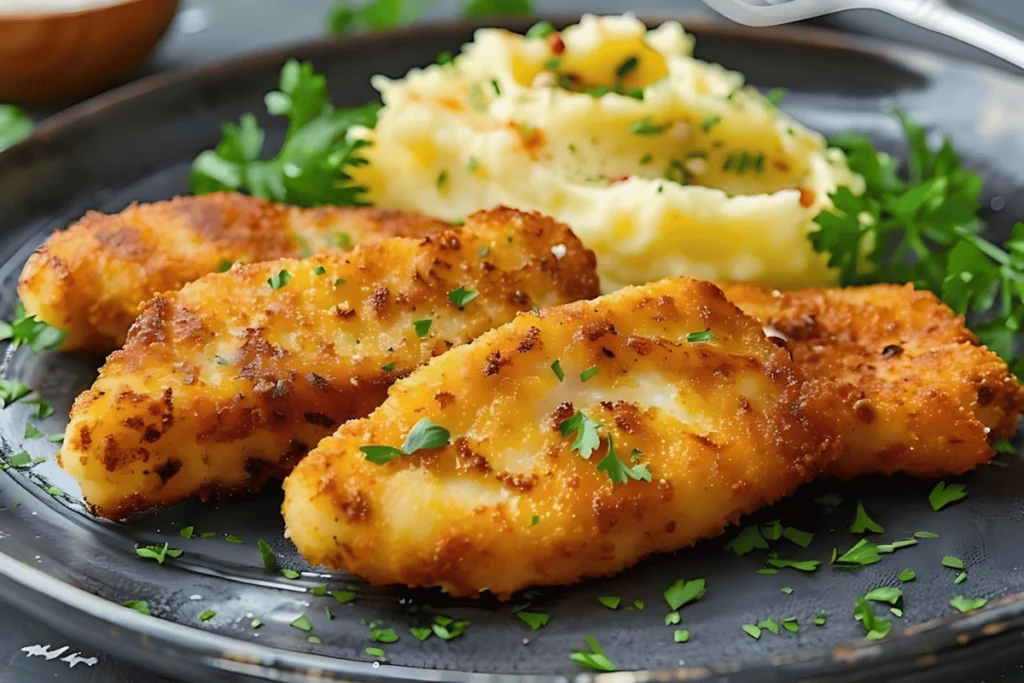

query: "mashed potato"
(353, 14), (863, 291)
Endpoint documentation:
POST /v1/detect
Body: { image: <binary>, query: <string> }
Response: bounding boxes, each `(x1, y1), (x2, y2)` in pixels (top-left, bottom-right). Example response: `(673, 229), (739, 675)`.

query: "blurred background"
(0, 0), (1023, 681)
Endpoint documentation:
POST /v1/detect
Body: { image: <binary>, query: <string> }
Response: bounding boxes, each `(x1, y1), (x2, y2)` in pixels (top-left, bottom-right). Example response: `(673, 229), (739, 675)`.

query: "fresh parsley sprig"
(327, 0), (532, 34)
(811, 111), (1024, 370)
(0, 105), (34, 153)
(190, 59), (380, 208)
(0, 302), (67, 353)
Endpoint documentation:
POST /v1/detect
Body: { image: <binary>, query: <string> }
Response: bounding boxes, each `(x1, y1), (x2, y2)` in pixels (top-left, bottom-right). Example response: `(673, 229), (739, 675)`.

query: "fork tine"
(702, 0), (863, 27)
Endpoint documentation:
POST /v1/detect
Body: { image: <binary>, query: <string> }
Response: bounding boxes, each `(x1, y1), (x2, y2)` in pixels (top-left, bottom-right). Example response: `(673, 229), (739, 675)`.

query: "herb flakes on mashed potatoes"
(351, 14), (863, 291)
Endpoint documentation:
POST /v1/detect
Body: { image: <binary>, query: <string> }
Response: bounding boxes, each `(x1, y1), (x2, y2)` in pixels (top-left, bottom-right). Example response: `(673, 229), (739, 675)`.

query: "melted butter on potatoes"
(352, 14), (863, 291)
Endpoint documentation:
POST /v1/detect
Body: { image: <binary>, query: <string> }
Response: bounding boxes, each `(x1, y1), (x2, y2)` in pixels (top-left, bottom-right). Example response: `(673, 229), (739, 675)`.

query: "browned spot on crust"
(517, 327), (541, 353)
(496, 471), (538, 492)
(575, 320), (616, 343)
(93, 224), (151, 260)
(626, 335), (653, 356)
(483, 350), (509, 377)
(882, 344), (904, 358)
(978, 385), (996, 406)
(154, 458), (181, 483)
(551, 401), (575, 430)
(435, 391), (455, 409)
(143, 427), (162, 443)
(854, 400), (875, 424)
(665, 520), (676, 533)
(367, 286), (389, 313)
(304, 412), (337, 428)
(455, 437), (490, 474)
(336, 306), (357, 319)
(592, 491), (646, 533)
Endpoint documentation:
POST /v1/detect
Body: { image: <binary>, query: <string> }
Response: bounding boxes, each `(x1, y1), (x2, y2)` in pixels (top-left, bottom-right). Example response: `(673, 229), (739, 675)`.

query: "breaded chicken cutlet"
(720, 283), (1024, 478)
(59, 208), (599, 519)
(282, 278), (839, 598)
(18, 193), (450, 352)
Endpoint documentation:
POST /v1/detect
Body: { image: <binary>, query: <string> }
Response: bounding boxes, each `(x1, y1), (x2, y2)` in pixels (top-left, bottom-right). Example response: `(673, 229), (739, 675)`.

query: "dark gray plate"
(1, 17), (1024, 683)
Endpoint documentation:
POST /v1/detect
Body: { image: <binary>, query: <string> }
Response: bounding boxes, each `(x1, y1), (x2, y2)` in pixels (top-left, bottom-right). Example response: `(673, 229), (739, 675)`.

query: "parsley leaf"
(410, 626), (432, 641)
(431, 615), (470, 640)
(413, 319), (432, 338)
(950, 595), (988, 613)
(664, 578), (706, 611)
(851, 500), (885, 533)
(370, 627), (399, 643)
(596, 434), (651, 485)
(23, 423), (43, 440)
(362, 418), (451, 464)
(258, 538), (278, 572)
(191, 60), (378, 207)
(570, 635), (616, 672)
(782, 527), (813, 548)
(267, 270), (292, 290)
(930, 481), (967, 510)
(290, 615), (312, 631)
(559, 410), (602, 459)
(724, 525), (769, 556)
(134, 543), (183, 564)
(853, 597), (892, 640)
(742, 624), (761, 639)
(550, 360), (564, 382)
(0, 105), (34, 152)
(597, 596), (621, 610)
(447, 286), (479, 308)
(686, 329), (713, 343)
(674, 629), (690, 643)
(517, 611), (549, 630)
(1, 302), (67, 353)
(900, 569), (916, 582)
(463, 0), (533, 18)
(864, 587), (903, 605)
(942, 555), (966, 570)
(767, 557), (819, 572)
(579, 365), (599, 382)
(122, 600), (150, 615)
(198, 610), (216, 622)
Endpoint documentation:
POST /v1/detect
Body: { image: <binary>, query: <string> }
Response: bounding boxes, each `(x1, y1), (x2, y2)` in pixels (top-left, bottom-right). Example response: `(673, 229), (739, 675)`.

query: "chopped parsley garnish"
(26, 397), (54, 419)
(123, 600), (150, 615)
(900, 569), (916, 582)
(815, 493), (843, 508)
(674, 629), (690, 643)
(330, 232), (352, 249)
(864, 587), (903, 605)
(598, 596), (621, 610)
(526, 20), (555, 39)
(834, 539), (884, 566)
(224, 534), (243, 544)
(290, 615), (312, 631)
(190, 59), (377, 207)
(466, 156), (479, 172)
(685, 329), (713, 343)
(531, 515), (540, 526)
(258, 539), (278, 572)
(781, 587), (793, 594)
(308, 636), (322, 644)
(755, 568), (778, 575)
(0, 302), (67, 353)
(23, 424), (43, 440)
(436, 169), (449, 190)
(217, 259), (234, 272)
(851, 500), (885, 533)
(955, 571), (968, 585)
(758, 619), (779, 635)
(664, 578), (706, 611)
(431, 615), (471, 640)
(279, 569), (300, 580)
(742, 624), (761, 639)
(365, 647), (386, 659)
(764, 87), (787, 108)
(0, 380), (30, 408)
(665, 611), (681, 625)
(251, 618), (263, 628)
(929, 481), (967, 510)
(134, 543), (183, 564)
(950, 595), (988, 613)
(570, 635), (616, 672)
(46, 486), (63, 497)
(782, 527), (813, 548)
(478, 245), (490, 257)
(46, 433), (64, 443)
(267, 270), (292, 290)
(633, 600), (645, 610)
(198, 610), (216, 622)
(559, 410), (602, 459)
(550, 360), (564, 382)
(310, 585), (328, 596)
(411, 626), (432, 641)
(596, 434), (651, 485)
(0, 105), (34, 152)
(215, 355), (230, 365)
(448, 286), (479, 308)
(579, 365), (598, 382)
(517, 611), (550, 630)
(853, 598), (891, 640)
(413, 318), (432, 338)
(381, 362), (396, 372)
(313, 265), (327, 276)
(629, 118), (666, 136)
(179, 526), (194, 539)
(814, 610), (827, 626)
(767, 557), (819, 572)
(941, 555), (965, 570)
(7, 451), (31, 468)
(361, 418), (451, 464)
(761, 520), (784, 541)
(701, 115), (722, 133)
(370, 627), (399, 643)
(332, 590), (356, 604)
(199, 532), (217, 539)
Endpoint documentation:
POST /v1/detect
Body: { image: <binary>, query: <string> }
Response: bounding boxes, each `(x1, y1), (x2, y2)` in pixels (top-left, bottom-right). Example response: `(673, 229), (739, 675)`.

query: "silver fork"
(701, 0), (1024, 70)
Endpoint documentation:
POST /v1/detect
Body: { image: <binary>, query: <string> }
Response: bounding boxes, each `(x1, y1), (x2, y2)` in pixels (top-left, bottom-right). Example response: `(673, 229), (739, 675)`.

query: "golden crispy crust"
(18, 193), (451, 352)
(282, 277), (838, 598)
(720, 282), (1024, 478)
(58, 208), (599, 519)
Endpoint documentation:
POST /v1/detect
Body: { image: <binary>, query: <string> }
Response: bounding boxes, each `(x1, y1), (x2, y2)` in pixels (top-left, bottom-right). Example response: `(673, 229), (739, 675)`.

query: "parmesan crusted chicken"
(18, 193), (450, 352)
(282, 278), (839, 598)
(720, 283), (1024, 478)
(59, 208), (599, 519)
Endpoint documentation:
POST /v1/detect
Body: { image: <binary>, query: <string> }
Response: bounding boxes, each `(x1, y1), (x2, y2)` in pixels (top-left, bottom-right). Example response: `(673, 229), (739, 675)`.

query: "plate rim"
(2, 14), (1024, 682)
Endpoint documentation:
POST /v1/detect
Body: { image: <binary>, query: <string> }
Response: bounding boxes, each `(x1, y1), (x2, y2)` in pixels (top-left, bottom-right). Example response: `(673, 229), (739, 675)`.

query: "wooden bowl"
(0, 0), (180, 105)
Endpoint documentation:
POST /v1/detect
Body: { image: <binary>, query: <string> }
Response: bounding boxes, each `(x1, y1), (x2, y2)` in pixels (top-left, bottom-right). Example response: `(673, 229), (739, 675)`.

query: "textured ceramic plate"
(2, 17), (1024, 683)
